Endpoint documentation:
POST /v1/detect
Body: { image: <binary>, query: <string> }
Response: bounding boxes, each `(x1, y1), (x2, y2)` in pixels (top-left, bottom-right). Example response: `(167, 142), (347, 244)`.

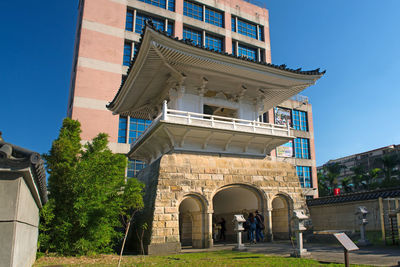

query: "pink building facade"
(67, 0), (318, 197)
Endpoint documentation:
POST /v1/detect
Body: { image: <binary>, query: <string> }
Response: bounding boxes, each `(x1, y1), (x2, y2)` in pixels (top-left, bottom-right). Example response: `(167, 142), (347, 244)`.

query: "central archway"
(179, 194), (206, 248)
(212, 184), (265, 242)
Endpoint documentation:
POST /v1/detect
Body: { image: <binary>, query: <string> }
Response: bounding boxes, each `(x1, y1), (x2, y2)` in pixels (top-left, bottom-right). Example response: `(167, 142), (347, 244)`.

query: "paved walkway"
(182, 241), (400, 266)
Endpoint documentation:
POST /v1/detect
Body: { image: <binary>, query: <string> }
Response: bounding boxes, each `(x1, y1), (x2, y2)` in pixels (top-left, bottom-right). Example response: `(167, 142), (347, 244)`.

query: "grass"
(34, 250), (372, 267)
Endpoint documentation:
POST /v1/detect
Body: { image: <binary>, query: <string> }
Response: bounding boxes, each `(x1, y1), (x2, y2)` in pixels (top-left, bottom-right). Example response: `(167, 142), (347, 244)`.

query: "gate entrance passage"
(213, 184), (264, 242)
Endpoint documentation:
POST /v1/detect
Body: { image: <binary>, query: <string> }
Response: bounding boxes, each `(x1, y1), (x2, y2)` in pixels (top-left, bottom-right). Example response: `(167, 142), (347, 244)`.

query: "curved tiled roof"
(307, 187), (400, 206)
(0, 141), (48, 205)
(107, 21), (326, 109)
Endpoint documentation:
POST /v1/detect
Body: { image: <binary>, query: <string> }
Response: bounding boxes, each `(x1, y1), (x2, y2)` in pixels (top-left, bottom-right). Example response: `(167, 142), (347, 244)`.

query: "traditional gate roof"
(0, 141), (48, 207)
(307, 187), (400, 206)
(107, 22), (325, 119)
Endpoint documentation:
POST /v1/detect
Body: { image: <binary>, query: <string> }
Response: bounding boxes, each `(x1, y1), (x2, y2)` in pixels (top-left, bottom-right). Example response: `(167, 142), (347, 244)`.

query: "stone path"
(182, 241), (400, 266)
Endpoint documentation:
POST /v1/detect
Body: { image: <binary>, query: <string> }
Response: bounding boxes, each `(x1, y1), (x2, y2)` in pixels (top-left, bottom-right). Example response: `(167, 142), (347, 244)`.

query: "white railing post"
(162, 100), (168, 120)
(233, 119), (236, 130)
(188, 113), (191, 124)
(287, 122), (290, 136)
(211, 116), (214, 127)
(253, 121), (256, 132)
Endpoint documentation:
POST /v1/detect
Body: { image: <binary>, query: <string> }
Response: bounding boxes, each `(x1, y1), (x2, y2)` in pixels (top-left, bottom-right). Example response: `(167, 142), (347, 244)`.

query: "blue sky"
(1, 0), (400, 165)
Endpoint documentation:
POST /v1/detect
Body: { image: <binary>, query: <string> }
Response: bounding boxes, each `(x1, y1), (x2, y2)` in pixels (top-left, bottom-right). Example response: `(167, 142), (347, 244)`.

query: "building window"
(237, 19), (257, 39)
(126, 10), (134, 31)
(292, 110), (308, 131)
(184, 0), (203, 21)
(231, 17), (236, 32)
(296, 166), (312, 188)
(183, 27), (202, 46)
(238, 43), (257, 60)
(167, 22), (174, 36)
(205, 33), (223, 52)
(138, 0), (166, 9)
(128, 159), (146, 177)
(135, 13), (172, 35)
(294, 138), (310, 159)
(118, 116), (127, 143)
(168, 0), (175, 11)
(123, 42), (132, 66)
(129, 118), (152, 144)
(258, 25), (264, 41)
(133, 43), (138, 57)
(205, 7), (223, 27)
(232, 41), (236, 55)
(137, 0), (175, 11)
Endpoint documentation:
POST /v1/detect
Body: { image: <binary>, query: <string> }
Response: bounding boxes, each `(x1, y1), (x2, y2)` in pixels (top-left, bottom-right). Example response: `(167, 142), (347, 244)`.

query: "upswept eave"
(107, 21), (325, 115)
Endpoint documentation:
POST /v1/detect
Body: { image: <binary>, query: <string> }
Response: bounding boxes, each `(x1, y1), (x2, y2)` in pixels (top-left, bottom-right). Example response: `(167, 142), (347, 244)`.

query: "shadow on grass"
(231, 256), (261, 259)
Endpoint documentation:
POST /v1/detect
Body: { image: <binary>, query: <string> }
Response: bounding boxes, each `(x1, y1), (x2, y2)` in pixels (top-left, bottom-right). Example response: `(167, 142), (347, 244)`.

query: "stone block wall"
(135, 152), (308, 254)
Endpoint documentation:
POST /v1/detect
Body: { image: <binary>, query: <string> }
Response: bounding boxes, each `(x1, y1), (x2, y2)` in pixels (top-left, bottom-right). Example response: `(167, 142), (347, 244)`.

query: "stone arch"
(178, 193), (208, 248)
(211, 183), (267, 242)
(271, 193), (293, 240)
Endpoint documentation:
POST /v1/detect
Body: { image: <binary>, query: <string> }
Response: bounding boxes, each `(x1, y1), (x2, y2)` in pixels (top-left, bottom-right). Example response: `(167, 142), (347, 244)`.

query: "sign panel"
(276, 141), (293, 157)
(274, 107), (291, 126)
(333, 233), (359, 251)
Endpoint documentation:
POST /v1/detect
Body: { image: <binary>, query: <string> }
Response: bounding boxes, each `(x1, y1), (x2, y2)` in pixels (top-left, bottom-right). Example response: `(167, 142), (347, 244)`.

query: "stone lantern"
(232, 214), (247, 251)
(355, 206), (371, 246)
(291, 209), (310, 257)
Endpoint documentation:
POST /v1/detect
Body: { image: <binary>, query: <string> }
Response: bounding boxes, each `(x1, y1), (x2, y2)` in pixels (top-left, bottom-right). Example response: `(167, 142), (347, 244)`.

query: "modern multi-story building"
(318, 144), (400, 182)
(67, 0), (318, 196)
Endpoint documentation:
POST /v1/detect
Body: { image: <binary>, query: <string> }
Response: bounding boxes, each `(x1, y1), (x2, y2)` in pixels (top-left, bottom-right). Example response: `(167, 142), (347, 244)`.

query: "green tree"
(317, 171), (330, 197)
(379, 154), (399, 184)
(318, 163), (345, 196)
(351, 165), (368, 191)
(39, 118), (144, 256)
(340, 177), (352, 193)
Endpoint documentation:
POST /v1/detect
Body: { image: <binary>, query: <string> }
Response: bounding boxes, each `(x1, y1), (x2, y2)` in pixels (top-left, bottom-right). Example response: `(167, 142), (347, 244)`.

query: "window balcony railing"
(131, 101), (292, 149)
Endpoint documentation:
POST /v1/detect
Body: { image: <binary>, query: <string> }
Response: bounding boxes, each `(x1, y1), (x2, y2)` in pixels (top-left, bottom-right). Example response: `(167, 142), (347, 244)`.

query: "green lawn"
(34, 250), (371, 266)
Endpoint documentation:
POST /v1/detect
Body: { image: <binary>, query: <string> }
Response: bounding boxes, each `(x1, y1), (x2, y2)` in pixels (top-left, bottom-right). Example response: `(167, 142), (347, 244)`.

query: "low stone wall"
(135, 152), (308, 254)
(309, 199), (381, 231)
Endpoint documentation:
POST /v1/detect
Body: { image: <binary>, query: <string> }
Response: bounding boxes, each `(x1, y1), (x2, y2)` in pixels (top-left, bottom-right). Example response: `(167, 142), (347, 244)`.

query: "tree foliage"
(39, 118), (144, 255)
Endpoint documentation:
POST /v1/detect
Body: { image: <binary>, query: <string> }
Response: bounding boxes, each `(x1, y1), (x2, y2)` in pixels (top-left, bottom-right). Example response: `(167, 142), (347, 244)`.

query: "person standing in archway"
(247, 213), (257, 244)
(218, 218), (226, 243)
(255, 210), (265, 242)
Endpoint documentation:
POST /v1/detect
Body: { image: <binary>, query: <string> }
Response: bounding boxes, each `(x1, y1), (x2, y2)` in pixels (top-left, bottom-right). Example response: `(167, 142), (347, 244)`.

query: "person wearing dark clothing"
(247, 213), (257, 244)
(218, 218), (226, 242)
(255, 210), (265, 242)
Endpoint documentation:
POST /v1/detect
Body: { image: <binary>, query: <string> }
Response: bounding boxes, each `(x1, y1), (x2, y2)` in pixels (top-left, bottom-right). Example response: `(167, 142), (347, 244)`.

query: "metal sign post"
(333, 233), (359, 267)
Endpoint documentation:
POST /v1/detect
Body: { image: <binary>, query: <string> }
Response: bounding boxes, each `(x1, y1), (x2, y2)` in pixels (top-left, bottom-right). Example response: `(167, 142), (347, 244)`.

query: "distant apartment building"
(318, 144), (400, 181)
(67, 0), (319, 196)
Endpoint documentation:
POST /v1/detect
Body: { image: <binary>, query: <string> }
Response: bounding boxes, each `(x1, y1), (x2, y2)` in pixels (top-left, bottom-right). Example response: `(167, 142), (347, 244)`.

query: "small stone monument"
(232, 214), (247, 251)
(355, 206), (371, 246)
(291, 210), (311, 257)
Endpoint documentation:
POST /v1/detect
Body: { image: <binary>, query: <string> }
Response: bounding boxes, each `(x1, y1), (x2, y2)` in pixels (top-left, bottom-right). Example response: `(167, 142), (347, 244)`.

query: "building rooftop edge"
(307, 186), (400, 206)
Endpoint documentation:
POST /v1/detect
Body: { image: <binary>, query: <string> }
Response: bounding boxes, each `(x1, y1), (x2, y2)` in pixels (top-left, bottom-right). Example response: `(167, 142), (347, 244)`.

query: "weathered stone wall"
(136, 152), (307, 254)
(309, 199), (382, 231)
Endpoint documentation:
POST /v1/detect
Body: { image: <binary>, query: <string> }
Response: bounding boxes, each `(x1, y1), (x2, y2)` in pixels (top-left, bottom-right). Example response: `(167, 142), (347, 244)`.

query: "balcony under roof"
(128, 104), (294, 163)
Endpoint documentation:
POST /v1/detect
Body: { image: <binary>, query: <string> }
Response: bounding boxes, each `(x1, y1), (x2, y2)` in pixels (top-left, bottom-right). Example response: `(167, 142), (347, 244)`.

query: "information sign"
(334, 233), (359, 251)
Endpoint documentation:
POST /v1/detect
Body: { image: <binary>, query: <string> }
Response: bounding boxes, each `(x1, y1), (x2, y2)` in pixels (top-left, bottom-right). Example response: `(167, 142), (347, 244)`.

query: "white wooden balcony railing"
(131, 100), (291, 149)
